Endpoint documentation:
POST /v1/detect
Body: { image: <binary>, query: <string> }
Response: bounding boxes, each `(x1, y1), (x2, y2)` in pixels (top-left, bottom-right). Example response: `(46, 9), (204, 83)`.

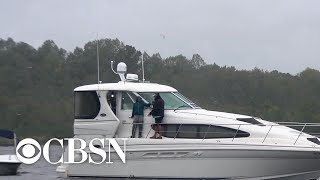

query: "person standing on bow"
(148, 93), (165, 139)
(130, 96), (150, 138)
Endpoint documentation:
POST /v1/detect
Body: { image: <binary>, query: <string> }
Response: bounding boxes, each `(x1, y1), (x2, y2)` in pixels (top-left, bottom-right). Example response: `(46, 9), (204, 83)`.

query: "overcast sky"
(1, 0), (320, 74)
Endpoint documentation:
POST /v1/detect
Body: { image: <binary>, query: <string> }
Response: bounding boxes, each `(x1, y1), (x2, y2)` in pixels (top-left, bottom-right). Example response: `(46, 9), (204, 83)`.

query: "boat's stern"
(56, 164), (68, 178)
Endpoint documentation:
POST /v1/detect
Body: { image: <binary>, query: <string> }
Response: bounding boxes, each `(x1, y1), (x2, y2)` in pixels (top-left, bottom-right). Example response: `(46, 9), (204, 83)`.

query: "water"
(0, 145), (60, 180)
(0, 146), (179, 180)
(0, 145), (114, 180)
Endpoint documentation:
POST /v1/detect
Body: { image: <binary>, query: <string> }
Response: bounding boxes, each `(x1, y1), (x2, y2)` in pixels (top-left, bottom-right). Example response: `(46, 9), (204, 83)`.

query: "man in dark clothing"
(130, 96), (150, 138)
(148, 93), (165, 139)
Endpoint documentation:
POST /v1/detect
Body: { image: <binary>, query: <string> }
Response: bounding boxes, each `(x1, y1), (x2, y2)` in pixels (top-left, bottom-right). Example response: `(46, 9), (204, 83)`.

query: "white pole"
(142, 52), (145, 82)
(13, 133), (17, 149)
(97, 36), (100, 84)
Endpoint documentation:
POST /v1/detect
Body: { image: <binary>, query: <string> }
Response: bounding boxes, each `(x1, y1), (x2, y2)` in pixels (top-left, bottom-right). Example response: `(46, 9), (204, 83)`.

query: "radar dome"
(117, 62), (127, 74)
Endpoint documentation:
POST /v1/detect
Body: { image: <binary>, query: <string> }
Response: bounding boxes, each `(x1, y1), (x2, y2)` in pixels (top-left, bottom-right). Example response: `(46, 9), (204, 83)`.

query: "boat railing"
(173, 111), (242, 121)
(123, 121), (320, 145)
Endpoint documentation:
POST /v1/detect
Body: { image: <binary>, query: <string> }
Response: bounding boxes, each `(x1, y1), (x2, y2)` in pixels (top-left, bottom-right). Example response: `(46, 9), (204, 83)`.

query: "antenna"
(96, 35), (101, 95)
(13, 133), (17, 149)
(141, 52), (145, 83)
(96, 35), (100, 84)
(111, 61), (117, 74)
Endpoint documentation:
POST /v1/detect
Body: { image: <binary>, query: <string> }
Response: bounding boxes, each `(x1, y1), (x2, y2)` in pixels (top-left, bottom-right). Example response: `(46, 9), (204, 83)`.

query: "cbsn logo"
(16, 138), (127, 164)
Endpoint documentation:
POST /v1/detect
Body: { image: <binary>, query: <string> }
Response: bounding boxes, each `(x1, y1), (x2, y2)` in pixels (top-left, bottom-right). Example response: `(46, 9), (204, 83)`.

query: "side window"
(160, 124), (250, 139)
(199, 125), (250, 138)
(199, 125), (250, 139)
(121, 92), (134, 110)
(198, 125), (234, 138)
(237, 118), (265, 126)
(177, 124), (198, 138)
(74, 91), (100, 119)
(198, 125), (210, 138)
(164, 124), (178, 138)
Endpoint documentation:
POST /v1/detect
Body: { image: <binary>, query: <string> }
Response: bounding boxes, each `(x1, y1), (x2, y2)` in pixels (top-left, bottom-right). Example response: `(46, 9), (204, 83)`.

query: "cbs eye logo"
(16, 138), (42, 164)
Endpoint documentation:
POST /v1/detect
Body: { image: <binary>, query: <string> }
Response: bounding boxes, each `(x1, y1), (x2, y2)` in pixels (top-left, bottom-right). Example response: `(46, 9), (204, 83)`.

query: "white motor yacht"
(0, 130), (21, 176)
(57, 62), (320, 179)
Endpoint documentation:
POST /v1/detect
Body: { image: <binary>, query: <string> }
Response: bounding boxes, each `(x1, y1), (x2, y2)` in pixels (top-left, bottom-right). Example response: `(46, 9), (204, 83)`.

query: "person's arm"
(148, 107), (153, 116)
(143, 101), (151, 107)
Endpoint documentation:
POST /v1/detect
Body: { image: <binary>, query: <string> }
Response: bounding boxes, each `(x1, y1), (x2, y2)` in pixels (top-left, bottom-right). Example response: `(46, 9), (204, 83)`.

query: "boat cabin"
(73, 62), (204, 139)
(73, 81), (201, 138)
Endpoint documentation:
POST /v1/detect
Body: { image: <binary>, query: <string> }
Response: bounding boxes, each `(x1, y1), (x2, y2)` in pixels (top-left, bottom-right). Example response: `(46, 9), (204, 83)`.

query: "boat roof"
(74, 82), (177, 92)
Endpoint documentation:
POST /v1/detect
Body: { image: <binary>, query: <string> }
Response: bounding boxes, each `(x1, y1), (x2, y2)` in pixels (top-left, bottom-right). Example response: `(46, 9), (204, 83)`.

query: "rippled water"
(0, 145), (181, 180)
(0, 145), (62, 180)
(0, 145), (119, 180)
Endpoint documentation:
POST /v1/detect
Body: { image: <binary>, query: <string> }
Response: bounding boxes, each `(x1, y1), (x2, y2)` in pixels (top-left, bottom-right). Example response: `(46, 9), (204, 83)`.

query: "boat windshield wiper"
(174, 105), (189, 112)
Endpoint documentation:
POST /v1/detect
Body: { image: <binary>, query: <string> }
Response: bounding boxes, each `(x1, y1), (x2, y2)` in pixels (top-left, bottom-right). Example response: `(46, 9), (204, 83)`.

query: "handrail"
(277, 122), (320, 125)
(232, 125), (241, 142)
(202, 124), (211, 141)
(173, 111), (239, 121)
(294, 123), (307, 145)
(122, 122), (320, 127)
(262, 125), (273, 143)
(174, 124), (182, 139)
(173, 110), (320, 127)
(123, 121), (320, 146)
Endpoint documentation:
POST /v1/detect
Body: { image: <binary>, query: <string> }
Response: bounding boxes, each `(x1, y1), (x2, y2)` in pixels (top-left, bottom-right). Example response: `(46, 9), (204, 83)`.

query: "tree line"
(0, 37), (320, 140)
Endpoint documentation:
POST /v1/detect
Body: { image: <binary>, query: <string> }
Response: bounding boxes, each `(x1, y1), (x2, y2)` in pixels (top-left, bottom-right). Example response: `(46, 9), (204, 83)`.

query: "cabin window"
(307, 138), (320, 145)
(198, 125), (249, 138)
(138, 92), (192, 110)
(74, 91), (100, 119)
(121, 92), (135, 110)
(165, 124), (177, 137)
(177, 124), (198, 138)
(173, 92), (200, 108)
(237, 118), (265, 126)
(160, 124), (250, 139)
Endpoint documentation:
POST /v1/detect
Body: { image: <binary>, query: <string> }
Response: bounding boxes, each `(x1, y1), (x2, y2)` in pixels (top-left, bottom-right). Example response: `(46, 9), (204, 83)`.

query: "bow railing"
(124, 121), (320, 145)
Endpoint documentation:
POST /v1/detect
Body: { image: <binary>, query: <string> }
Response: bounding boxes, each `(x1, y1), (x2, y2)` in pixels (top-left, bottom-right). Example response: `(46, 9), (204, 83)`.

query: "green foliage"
(0, 37), (320, 139)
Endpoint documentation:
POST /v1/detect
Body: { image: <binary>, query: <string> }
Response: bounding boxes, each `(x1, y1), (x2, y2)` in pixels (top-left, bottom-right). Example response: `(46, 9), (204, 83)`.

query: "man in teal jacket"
(130, 96), (150, 138)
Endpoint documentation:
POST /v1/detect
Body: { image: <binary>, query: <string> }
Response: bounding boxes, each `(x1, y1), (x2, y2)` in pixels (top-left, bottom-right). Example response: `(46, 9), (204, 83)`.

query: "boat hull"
(0, 162), (21, 176)
(65, 159), (320, 179)
(58, 142), (320, 179)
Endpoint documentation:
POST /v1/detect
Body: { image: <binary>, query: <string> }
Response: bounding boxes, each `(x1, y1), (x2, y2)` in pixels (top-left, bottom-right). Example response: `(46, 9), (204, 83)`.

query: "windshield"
(138, 92), (198, 110)
(173, 92), (200, 108)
